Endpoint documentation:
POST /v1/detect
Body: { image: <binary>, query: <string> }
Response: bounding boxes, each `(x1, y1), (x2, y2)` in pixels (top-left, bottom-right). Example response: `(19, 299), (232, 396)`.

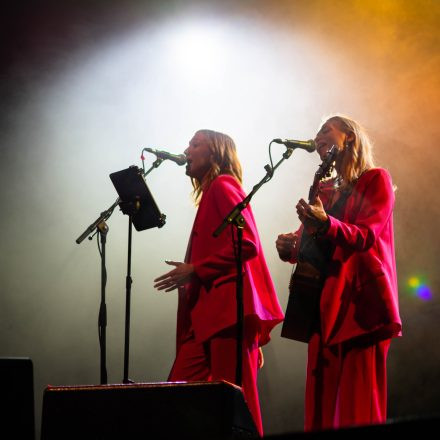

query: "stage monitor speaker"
(0, 357), (35, 440)
(41, 380), (258, 439)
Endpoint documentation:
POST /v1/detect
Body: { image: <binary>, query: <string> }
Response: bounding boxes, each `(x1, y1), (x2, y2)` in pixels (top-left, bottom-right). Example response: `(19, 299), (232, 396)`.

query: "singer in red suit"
(276, 115), (401, 431)
(154, 129), (284, 436)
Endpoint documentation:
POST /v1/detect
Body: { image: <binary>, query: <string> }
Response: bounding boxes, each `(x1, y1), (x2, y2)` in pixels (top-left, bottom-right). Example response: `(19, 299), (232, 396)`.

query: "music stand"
(110, 165), (166, 231)
(110, 165), (166, 383)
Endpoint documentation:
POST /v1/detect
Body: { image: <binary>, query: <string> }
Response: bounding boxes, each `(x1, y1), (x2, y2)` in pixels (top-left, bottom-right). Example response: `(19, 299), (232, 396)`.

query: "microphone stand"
(75, 198), (120, 384)
(120, 200), (138, 384)
(142, 157), (164, 177)
(213, 147), (294, 386)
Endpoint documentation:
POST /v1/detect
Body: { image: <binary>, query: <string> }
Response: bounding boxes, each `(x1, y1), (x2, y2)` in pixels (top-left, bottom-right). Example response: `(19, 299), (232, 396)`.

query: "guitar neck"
(308, 177), (320, 204)
(307, 145), (338, 204)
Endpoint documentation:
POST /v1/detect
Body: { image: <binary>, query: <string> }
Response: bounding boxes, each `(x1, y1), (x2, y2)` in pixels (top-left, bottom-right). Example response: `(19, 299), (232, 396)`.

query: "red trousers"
(305, 332), (391, 431)
(168, 326), (263, 436)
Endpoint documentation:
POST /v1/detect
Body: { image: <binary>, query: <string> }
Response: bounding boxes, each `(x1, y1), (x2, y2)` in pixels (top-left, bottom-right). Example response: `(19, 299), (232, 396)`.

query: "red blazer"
(175, 174), (284, 350)
(291, 168), (402, 346)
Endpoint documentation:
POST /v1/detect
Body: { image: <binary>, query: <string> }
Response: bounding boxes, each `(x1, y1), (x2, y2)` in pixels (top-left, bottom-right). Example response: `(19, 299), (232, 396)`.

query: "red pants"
(168, 326), (263, 436)
(305, 332), (391, 431)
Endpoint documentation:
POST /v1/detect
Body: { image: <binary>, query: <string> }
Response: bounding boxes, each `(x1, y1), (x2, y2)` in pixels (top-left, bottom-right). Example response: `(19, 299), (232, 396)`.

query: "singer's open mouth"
(317, 142), (330, 156)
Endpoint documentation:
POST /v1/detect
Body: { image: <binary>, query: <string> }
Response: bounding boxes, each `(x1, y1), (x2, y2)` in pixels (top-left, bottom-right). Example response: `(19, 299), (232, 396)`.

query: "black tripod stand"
(76, 198), (120, 384)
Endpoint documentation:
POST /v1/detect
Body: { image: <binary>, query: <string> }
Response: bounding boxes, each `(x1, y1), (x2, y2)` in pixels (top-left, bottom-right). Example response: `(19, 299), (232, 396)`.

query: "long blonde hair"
(191, 129), (242, 204)
(325, 115), (376, 189)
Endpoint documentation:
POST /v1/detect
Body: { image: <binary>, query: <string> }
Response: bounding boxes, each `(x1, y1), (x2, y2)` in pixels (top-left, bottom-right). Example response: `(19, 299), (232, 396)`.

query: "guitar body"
(281, 146), (337, 343)
(281, 271), (322, 342)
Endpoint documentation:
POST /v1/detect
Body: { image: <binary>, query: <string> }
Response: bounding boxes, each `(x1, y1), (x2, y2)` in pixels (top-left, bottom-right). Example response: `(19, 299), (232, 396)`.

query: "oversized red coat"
(175, 174), (284, 350)
(291, 167), (402, 345)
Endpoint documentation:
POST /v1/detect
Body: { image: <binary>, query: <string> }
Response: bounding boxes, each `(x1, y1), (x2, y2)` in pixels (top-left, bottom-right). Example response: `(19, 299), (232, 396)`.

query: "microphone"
(272, 138), (316, 153)
(144, 148), (187, 166)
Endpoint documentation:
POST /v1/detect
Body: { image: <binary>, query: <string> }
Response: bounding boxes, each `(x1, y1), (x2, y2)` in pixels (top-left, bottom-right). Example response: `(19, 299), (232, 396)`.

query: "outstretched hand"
(154, 261), (195, 292)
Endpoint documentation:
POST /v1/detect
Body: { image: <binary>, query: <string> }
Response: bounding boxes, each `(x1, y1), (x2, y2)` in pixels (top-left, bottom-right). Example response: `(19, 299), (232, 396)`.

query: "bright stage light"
(166, 21), (230, 82)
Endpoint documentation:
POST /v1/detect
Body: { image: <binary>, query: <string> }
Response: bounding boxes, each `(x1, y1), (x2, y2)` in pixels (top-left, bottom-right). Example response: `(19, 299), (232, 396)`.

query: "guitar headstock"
(309, 145), (338, 203)
(316, 145), (338, 181)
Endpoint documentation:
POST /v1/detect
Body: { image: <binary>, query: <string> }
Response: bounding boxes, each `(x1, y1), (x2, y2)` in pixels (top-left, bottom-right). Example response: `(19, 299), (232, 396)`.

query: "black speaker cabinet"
(41, 380), (258, 439)
(0, 357), (35, 440)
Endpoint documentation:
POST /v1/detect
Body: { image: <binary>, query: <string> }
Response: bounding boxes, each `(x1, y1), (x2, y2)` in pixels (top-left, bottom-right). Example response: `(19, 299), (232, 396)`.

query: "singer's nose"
(314, 134), (325, 151)
(314, 133), (321, 144)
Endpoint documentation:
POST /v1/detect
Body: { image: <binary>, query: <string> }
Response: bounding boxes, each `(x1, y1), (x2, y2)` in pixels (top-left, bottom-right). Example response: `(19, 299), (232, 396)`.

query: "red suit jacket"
(175, 174), (284, 350)
(291, 168), (402, 346)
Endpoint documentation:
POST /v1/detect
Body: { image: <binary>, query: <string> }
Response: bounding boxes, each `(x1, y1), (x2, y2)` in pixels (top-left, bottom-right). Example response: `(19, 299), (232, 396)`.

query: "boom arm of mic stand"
(75, 198), (120, 244)
(213, 147), (294, 238)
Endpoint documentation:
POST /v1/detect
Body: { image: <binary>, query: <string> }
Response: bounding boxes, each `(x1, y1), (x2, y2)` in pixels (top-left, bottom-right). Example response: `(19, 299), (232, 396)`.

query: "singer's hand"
(275, 232), (298, 261)
(154, 261), (195, 292)
(258, 347), (264, 369)
(296, 197), (328, 235)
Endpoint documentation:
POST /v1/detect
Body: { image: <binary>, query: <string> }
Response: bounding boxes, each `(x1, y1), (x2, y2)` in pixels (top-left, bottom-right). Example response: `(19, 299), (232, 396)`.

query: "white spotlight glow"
(166, 22), (230, 81)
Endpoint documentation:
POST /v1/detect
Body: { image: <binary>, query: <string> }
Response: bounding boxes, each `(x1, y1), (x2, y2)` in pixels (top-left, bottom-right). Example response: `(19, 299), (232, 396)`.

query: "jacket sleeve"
(322, 168), (395, 251)
(192, 176), (259, 283)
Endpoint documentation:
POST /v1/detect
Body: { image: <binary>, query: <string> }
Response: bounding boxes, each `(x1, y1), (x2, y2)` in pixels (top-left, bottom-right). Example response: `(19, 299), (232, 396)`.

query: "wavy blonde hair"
(191, 129), (242, 204)
(325, 115), (376, 189)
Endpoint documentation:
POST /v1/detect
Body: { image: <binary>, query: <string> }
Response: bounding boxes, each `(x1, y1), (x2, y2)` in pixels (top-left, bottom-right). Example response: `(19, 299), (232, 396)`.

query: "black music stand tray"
(110, 165), (166, 383)
(110, 165), (166, 231)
